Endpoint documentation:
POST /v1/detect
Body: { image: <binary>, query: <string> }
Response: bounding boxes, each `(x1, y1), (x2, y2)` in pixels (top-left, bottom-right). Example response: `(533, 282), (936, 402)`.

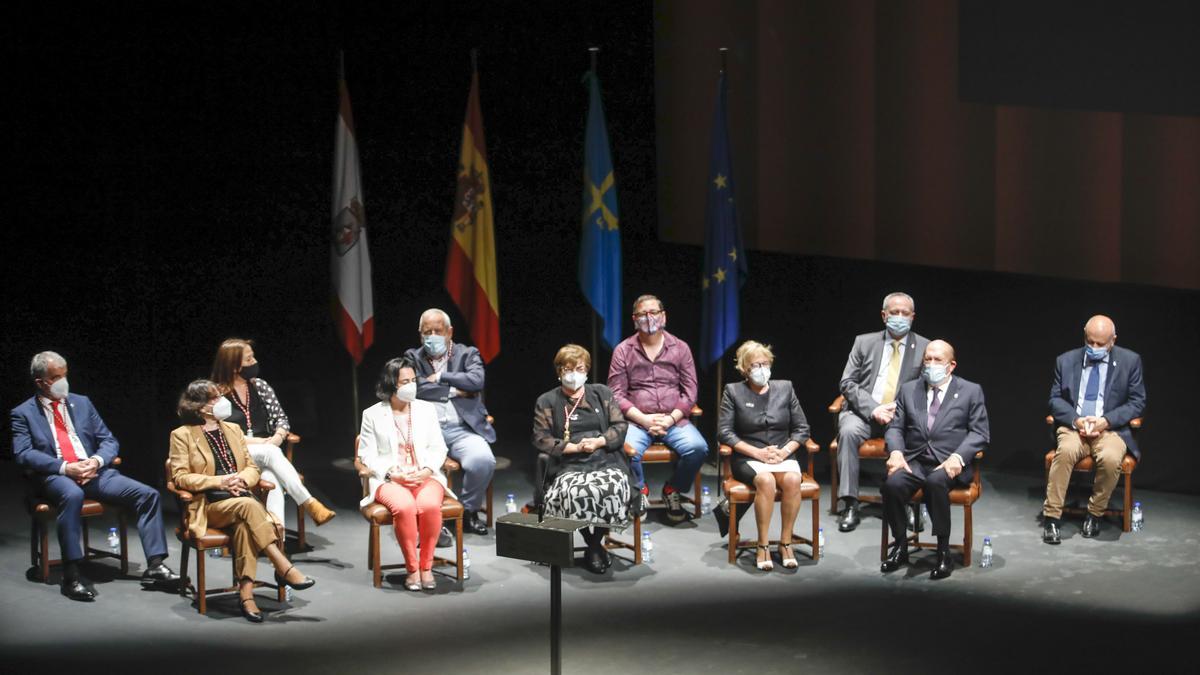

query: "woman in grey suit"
(717, 341), (811, 571)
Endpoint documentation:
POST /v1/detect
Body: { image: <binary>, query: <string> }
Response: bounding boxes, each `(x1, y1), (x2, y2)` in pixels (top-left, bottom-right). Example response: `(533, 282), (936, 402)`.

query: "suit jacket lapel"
(930, 377), (963, 434)
(29, 398), (55, 453)
(1067, 351), (1084, 409)
(902, 337), (921, 374)
(913, 382), (929, 438)
(867, 331), (887, 380)
(188, 425), (213, 472)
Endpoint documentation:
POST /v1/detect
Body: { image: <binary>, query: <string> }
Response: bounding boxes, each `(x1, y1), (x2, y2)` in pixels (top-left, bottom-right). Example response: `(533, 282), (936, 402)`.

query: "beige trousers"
(1043, 426), (1127, 519)
(206, 496), (279, 581)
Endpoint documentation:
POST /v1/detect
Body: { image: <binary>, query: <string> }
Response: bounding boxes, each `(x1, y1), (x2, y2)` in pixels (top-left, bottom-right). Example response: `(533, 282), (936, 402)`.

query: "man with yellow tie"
(834, 293), (929, 532)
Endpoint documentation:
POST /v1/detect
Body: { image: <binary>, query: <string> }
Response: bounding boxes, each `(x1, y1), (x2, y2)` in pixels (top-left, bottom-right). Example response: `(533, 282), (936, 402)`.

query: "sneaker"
(662, 487), (687, 523)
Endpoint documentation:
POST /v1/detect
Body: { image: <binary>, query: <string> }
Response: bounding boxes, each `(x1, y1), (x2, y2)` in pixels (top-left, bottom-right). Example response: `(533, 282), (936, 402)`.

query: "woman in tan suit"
(169, 379), (314, 622)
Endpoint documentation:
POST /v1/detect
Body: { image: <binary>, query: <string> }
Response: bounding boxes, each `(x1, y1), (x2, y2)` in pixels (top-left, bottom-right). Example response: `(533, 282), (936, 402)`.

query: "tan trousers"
(1043, 426), (1127, 519)
(206, 497), (279, 581)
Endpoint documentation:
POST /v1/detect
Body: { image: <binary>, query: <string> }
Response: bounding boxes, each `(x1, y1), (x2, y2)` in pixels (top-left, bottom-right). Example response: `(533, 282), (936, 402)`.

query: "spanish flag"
(445, 66), (500, 363)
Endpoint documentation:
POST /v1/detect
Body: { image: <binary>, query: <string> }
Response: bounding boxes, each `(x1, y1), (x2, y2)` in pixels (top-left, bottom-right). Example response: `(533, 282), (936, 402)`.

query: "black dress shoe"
(465, 511), (489, 535)
(837, 503), (861, 532)
(61, 578), (96, 602)
(907, 504), (925, 533)
(930, 549), (954, 579)
(1081, 514), (1102, 538)
(1042, 520), (1062, 545)
(240, 597), (264, 623)
(598, 545), (612, 570)
(583, 546), (606, 574)
(140, 563), (181, 587)
(274, 565), (315, 590)
(880, 544), (908, 573)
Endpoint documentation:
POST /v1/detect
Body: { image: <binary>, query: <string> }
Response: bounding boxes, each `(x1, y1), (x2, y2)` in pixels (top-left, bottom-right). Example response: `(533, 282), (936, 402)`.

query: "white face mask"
(396, 382), (418, 402)
(749, 366), (771, 387)
(211, 397), (232, 421)
(561, 371), (587, 391)
(48, 377), (70, 400)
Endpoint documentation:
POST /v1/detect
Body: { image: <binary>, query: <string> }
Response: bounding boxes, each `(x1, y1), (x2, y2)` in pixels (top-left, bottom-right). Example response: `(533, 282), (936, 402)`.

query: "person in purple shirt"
(607, 294), (707, 523)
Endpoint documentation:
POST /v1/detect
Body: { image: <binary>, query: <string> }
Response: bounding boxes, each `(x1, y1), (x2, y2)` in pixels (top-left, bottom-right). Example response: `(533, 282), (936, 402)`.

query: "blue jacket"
(404, 343), (496, 444)
(11, 393), (119, 475)
(1048, 346), (1146, 458)
(885, 375), (990, 469)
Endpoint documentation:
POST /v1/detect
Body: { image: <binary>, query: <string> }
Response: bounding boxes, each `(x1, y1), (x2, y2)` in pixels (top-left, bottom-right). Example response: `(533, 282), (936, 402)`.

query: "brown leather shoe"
(303, 498), (337, 526)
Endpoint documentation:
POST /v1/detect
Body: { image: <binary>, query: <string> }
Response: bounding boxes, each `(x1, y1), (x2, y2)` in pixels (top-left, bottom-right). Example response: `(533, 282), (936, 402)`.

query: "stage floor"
(2, 456), (1197, 674)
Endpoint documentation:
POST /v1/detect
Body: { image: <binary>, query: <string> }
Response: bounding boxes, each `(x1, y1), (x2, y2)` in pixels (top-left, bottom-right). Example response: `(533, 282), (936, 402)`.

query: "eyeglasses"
(634, 310), (664, 319)
(748, 361), (771, 370)
(561, 365), (588, 374)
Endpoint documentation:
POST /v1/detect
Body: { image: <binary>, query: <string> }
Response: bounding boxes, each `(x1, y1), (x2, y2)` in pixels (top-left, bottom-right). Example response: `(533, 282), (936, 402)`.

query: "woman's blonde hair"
(553, 344), (591, 374)
(734, 340), (775, 376)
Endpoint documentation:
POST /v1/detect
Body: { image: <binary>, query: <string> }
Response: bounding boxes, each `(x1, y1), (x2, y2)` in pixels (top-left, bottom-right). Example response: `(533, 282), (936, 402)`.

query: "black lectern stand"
(496, 513), (589, 675)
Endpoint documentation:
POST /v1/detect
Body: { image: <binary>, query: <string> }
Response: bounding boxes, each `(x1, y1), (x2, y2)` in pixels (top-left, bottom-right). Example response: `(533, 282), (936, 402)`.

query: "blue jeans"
(440, 422), (496, 512)
(624, 423), (708, 492)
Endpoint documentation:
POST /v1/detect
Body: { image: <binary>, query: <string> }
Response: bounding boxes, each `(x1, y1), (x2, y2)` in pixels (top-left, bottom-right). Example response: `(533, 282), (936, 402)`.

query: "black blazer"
(885, 376), (989, 469)
(717, 379), (810, 451)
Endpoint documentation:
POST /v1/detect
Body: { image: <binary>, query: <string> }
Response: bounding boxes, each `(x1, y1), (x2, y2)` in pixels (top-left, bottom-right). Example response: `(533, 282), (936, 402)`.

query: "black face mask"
(240, 363), (260, 380)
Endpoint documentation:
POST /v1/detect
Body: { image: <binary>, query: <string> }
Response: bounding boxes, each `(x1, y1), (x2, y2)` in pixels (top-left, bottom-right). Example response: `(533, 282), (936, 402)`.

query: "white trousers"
(247, 442), (311, 526)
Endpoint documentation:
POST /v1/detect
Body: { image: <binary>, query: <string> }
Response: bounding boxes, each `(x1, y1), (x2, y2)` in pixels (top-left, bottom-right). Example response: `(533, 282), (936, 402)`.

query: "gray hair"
(418, 308), (452, 330)
(30, 351), (67, 380)
(882, 292), (915, 312)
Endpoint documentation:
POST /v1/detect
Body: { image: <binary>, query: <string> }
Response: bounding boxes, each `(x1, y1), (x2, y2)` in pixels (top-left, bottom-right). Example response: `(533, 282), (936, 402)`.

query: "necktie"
(50, 401), (80, 463)
(1081, 359), (1104, 416)
(881, 340), (902, 404)
(927, 387), (942, 430)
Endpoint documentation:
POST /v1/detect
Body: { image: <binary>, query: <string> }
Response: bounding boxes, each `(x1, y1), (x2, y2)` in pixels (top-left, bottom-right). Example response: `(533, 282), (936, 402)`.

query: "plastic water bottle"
(700, 486), (712, 514)
(1131, 502), (1144, 531)
(462, 547), (471, 579)
(208, 546), (221, 559)
(640, 531), (654, 563)
(505, 493), (518, 514)
(106, 527), (120, 553)
(980, 537), (993, 568)
(818, 527), (826, 550)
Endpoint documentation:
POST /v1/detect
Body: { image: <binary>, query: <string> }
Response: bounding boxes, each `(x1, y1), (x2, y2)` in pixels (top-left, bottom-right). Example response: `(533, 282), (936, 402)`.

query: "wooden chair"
(627, 405), (705, 518)
(27, 457), (128, 583)
(354, 437), (464, 588)
(441, 415), (496, 526)
(827, 394), (889, 513)
(720, 440), (822, 564)
(880, 451), (984, 566)
(1043, 416), (1142, 532)
(164, 459), (285, 615)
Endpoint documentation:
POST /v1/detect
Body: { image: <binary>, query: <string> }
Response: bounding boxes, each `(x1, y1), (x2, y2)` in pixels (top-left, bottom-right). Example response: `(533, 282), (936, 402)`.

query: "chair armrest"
(1130, 417), (1143, 429)
(111, 457), (122, 467)
(690, 405), (703, 418)
(718, 444), (732, 456)
(828, 395), (845, 414)
(285, 433), (301, 462)
(1045, 415), (1054, 425)
(171, 487), (194, 503)
(486, 415), (495, 425)
(805, 439), (820, 454)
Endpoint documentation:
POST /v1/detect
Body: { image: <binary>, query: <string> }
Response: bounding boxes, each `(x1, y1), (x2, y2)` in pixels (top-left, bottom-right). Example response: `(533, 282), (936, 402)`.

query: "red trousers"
(375, 479), (445, 572)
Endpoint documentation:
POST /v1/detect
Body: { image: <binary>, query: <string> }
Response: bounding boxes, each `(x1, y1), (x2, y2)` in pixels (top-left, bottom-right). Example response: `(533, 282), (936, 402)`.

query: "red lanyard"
(230, 385), (252, 430)
(392, 411), (416, 466)
(203, 428), (237, 474)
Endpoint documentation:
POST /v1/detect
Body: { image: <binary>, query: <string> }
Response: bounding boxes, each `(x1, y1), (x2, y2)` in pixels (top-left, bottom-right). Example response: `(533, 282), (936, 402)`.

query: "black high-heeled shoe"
(240, 597), (264, 623)
(275, 565), (315, 590)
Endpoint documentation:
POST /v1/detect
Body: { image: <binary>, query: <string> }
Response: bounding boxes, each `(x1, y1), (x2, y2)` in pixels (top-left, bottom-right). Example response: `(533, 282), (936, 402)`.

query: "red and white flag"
(331, 65), (374, 364)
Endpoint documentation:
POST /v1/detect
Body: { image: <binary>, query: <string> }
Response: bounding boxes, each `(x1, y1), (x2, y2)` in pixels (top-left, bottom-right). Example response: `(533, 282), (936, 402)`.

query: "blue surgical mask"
(1085, 345), (1109, 362)
(748, 366), (771, 387)
(885, 315), (911, 337)
(423, 334), (447, 357)
(923, 364), (948, 386)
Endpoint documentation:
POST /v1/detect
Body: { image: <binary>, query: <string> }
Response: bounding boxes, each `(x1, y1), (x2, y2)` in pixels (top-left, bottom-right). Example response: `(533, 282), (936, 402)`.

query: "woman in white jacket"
(358, 357), (453, 591)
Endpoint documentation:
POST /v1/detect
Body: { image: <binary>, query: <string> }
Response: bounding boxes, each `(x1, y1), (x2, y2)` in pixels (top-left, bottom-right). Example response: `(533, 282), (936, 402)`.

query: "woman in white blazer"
(358, 357), (453, 591)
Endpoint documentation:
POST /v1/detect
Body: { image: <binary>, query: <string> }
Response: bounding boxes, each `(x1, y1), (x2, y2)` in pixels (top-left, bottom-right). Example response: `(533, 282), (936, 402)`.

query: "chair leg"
(692, 471), (702, 519)
(962, 504), (973, 567)
(727, 503), (738, 565)
(455, 517), (464, 582)
(633, 514), (643, 565)
(371, 524), (382, 588)
(880, 518), (889, 561)
(811, 494), (821, 562)
(296, 501), (307, 549)
(196, 547), (207, 615)
(179, 544), (191, 597)
(40, 518), (51, 584)
(118, 509), (129, 574)
(486, 480), (494, 528)
(1123, 472), (1133, 533)
(830, 443), (840, 515)
(29, 515), (38, 571)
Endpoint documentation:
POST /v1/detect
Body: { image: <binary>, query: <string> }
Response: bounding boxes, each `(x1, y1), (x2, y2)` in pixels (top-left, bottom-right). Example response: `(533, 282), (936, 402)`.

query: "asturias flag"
(700, 71), (746, 367)
(579, 70), (622, 349)
(445, 67), (501, 363)
(331, 63), (374, 365)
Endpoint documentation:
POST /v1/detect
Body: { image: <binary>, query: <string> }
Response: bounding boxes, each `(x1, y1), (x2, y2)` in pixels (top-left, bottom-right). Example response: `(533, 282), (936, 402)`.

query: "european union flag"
(700, 72), (747, 367)
(579, 70), (622, 349)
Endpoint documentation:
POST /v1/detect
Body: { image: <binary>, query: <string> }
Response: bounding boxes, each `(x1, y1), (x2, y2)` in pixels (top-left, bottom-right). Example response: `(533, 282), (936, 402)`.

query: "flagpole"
(713, 47), (731, 496)
(588, 46), (600, 371)
(350, 358), (360, 435)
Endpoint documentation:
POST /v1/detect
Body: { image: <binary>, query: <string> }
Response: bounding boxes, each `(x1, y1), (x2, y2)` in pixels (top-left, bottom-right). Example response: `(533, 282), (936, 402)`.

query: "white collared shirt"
(38, 396), (99, 474)
(1075, 355), (1109, 418)
(869, 335), (908, 403)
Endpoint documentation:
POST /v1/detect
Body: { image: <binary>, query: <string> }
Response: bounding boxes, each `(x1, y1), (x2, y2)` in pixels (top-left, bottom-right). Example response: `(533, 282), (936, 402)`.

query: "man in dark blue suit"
(404, 308), (497, 536)
(881, 340), (990, 580)
(1042, 315), (1147, 543)
(11, 351), (178, 601)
